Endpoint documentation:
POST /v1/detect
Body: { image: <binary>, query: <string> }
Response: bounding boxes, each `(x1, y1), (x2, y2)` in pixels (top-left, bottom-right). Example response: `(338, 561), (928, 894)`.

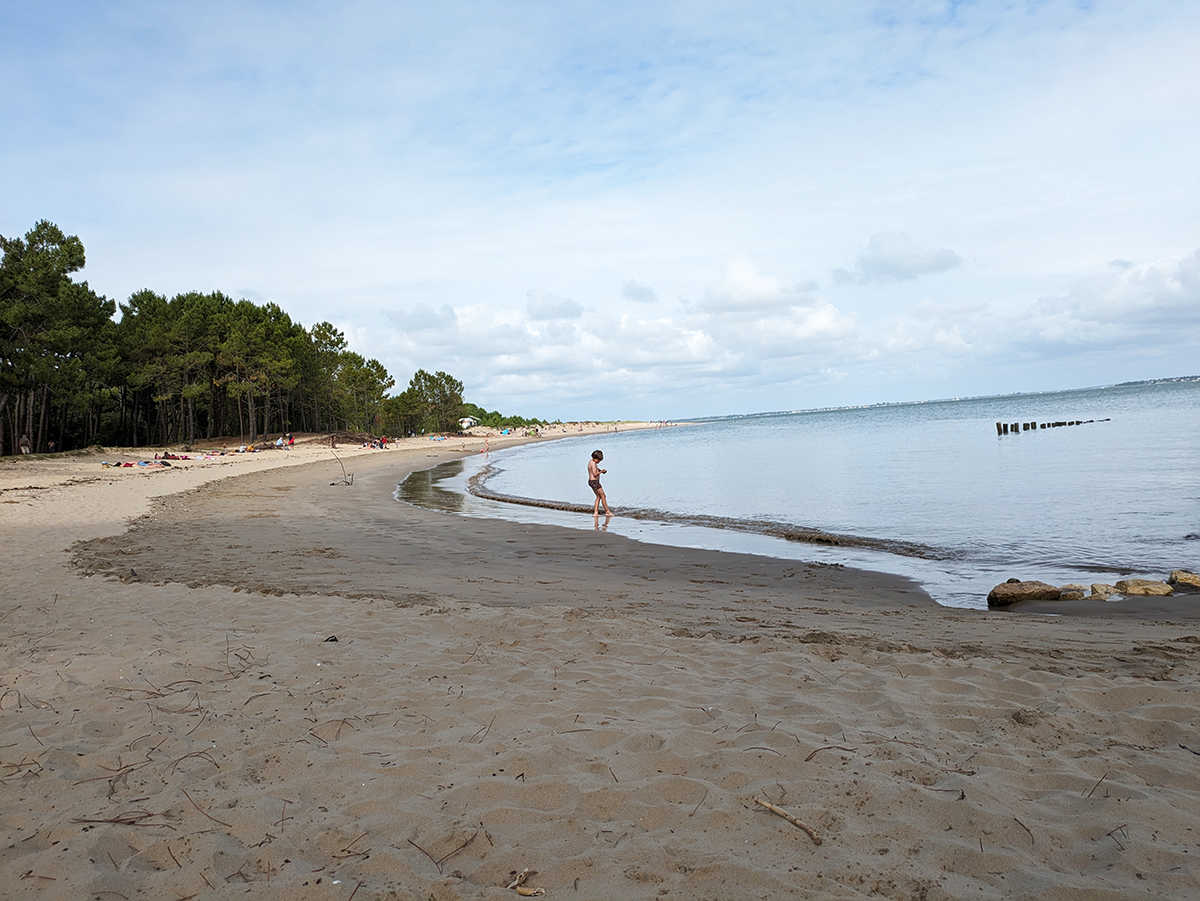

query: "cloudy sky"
(3, 1), (1198, 419)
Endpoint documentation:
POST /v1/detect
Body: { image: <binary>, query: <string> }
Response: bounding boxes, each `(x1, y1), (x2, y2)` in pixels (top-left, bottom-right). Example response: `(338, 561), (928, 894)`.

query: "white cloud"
(877, 300), (979, 356)
(696, 255), (816, 314)
(834, 233), (961, 284)
(387, 303), (457, 333)
(4, 2), (1198, 416)
(621, 279), (657, 303)
(526, 288), (583, 320)
(1040, 249), (1200, 336)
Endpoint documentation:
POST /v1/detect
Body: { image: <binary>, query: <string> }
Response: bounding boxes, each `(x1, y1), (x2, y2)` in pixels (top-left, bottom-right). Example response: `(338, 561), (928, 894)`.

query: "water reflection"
(396, 460), (467, 513)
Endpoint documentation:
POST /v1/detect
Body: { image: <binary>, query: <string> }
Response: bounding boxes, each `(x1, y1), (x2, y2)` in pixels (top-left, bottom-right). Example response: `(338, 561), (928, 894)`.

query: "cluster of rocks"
(987, 570), (1200, 607)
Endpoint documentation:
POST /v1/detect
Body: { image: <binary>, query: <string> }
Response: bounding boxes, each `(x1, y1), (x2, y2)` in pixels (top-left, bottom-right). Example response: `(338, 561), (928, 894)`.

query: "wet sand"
(3, 440), (1200, 899)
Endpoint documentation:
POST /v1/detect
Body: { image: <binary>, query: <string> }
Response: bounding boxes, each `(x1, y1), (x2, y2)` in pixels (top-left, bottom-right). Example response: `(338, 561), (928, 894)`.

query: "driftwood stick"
(405, 838), (442, 873)
(754, 797), (822, 845)
(804, 745), (857, 762)
(181, 788), (232, 828)
(1084, 772), (1108, 798)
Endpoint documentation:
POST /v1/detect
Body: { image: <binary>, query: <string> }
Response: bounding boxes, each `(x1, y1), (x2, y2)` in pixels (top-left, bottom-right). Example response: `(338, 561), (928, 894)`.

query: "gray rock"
(1090, 583), (1118, 599)
(1114, 578), (1173, 596)
(1059, 583), (1087, 600)
(1168, 570), (1200, 590)
(987, 580), (1061, 607)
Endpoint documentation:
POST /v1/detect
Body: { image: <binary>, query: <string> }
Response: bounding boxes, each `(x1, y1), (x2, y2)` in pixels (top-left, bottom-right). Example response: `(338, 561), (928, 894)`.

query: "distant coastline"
(685, 374), (1200, 423)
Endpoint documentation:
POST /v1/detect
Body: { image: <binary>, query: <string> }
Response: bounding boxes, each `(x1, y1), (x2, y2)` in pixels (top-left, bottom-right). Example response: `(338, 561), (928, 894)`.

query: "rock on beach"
(1169, 570), (1200, 590)
(987, 580), (1061, 607)
(1115, 578), (1174, 596)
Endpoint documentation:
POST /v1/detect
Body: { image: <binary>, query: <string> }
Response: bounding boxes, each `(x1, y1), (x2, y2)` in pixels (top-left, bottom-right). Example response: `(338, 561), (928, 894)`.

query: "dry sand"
(2, 430), (1199, 900)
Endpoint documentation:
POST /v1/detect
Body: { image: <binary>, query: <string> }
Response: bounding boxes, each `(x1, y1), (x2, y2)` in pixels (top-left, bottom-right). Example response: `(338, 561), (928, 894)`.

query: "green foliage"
(460, 402), (545, 429)
(1, 219), (543, 452)
(408, 369), (464, 433)
(1, 221), (115, 453)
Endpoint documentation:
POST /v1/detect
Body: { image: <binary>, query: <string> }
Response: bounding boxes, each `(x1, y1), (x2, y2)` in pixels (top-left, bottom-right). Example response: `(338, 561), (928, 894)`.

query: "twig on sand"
(463, 644), (490, 664)
(330, 449), (353, 485)
(437, 825), (482, 866)
(333, 832), (370, 859)
(468, 714), (497, 744)
(804, 745), (857, 762)
(1107, 824), (1128, 851)
(1084, 772), (1108, 798)
(182, 788), (232, 828)
(689, 788), (708, 817)
(1014, 817), (1034, 845)
(278, 799), (295, 832)
(71, 810), (171, 828)
(164, 750), (219, 775)
(754, 796), (822, 845)
(405, 838), (442, 873)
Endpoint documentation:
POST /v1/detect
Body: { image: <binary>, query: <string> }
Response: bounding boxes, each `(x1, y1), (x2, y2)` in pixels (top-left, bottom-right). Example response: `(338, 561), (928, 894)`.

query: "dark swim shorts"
(588, 479), (602, 491)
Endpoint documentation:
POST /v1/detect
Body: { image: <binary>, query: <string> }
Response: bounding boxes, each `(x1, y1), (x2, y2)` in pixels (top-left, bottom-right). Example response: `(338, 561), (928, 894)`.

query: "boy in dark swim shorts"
(588, 449), (610, 516)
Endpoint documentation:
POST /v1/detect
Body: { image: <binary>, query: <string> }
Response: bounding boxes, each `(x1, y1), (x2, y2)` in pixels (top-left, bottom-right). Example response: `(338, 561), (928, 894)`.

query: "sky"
(2, 1), (1198, 420)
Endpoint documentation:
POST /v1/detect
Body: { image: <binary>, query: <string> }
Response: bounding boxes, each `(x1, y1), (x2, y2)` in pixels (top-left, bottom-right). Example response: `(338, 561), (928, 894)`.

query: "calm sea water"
(399, 379), (1200, 609)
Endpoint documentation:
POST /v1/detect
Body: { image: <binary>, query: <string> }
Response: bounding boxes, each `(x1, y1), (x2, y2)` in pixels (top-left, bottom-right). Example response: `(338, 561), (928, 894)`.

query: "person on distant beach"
(588, 449), (610, 516)
(19, 434), (31, 454)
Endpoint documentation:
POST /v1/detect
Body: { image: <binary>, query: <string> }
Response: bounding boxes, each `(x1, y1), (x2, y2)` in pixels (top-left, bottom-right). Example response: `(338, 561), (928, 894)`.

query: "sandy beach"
(2, 431), (1199, 900)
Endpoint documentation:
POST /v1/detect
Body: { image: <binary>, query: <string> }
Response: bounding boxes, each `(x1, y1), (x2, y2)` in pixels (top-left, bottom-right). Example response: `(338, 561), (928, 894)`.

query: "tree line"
(1, 220), (542, 454)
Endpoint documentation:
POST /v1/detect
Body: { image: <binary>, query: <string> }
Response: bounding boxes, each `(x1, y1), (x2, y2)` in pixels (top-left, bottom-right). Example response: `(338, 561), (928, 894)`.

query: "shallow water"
(399, 378), (1200, 608)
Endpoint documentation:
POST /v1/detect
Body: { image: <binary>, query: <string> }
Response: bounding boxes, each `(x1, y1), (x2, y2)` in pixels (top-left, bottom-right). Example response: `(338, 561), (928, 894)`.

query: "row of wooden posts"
(995, 419), (1102, 435)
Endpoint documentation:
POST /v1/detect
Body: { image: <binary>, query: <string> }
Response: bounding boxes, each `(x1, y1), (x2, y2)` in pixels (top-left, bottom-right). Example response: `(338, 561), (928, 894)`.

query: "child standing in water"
(588, 449), (610, 516)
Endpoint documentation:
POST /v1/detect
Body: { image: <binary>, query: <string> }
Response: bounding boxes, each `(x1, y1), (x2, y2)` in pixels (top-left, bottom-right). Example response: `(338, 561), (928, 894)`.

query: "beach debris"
(329, 448), (354, 485)
(1115, 579), (1173, 597)
(323, 635), (339, 642)
(1169, 570), (1200, 590)
(987, 580), (1061, 606)
(753, 797), (823, 845)
(507, 868), (546, 895)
